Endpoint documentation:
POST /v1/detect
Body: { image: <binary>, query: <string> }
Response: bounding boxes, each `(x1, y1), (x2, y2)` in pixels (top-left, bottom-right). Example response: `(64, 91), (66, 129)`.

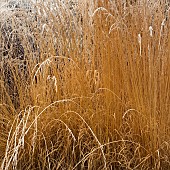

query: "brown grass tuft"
(0, 0), (170, 169)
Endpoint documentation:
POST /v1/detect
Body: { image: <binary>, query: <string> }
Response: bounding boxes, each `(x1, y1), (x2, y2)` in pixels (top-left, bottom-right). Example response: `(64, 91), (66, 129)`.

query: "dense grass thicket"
(0, 0), (170, 169)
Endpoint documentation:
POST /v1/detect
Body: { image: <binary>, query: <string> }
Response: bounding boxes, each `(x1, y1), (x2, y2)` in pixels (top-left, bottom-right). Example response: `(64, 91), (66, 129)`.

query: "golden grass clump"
(0, 0), (170, 169)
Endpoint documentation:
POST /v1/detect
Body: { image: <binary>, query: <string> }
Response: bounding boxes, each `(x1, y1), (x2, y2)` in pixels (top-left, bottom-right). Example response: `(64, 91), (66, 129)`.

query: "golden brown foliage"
(0, 0), (170, 169)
